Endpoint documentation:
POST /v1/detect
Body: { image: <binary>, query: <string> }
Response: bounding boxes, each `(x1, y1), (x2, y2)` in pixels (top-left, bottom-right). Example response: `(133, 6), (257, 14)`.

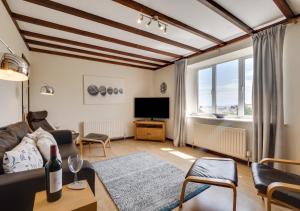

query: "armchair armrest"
(267, 182), (300, 210)
(50, 130), (73, 145)
(259, 158), (300, 165)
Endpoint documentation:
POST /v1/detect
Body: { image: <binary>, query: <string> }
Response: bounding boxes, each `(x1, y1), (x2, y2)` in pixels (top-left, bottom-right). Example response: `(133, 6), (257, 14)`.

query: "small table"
(33, 180), (97, 211)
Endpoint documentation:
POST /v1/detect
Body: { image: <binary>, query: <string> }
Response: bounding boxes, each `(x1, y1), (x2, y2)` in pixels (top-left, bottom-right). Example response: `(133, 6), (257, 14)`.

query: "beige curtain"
(173, 59), (187, 147)
(252, 24), (286, 162)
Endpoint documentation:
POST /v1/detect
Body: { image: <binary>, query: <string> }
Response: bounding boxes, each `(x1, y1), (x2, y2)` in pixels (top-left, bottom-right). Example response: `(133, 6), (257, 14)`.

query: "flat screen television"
(134, 97), (169, 119)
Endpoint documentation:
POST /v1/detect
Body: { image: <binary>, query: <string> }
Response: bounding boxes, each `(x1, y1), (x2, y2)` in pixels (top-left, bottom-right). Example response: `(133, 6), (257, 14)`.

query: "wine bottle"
(45, 145), (62, 202)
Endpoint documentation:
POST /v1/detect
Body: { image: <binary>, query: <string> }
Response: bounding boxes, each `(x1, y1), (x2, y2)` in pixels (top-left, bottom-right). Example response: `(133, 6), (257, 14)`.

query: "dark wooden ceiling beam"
(273, 0), (294, 19)
(29, 47), (156, 70)
(112, 0), (224, 45)
(1, 0), (29, 49)
(12, 13), (182, 58)
(24, 0), (199, 52)
(155, 14), (300, 70)
(26, 39), (162, 67)
(197, 0), (253, 34)
(21, 30), (170, 64)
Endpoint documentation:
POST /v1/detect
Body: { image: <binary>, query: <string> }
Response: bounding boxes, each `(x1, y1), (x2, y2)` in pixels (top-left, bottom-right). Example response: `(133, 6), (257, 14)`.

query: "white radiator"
(191, 123), (247, 160)
(83, 121), (125, 139)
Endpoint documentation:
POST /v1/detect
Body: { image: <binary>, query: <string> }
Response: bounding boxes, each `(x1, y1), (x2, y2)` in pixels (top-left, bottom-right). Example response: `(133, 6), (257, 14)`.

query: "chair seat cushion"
(83, 133), (108, 142)
(186, 158), (238, 186)
(252, 163), (300, 208)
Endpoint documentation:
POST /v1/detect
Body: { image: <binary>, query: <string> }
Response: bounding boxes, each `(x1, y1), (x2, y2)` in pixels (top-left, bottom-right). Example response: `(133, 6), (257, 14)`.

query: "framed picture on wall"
(83, 75), (125, 105)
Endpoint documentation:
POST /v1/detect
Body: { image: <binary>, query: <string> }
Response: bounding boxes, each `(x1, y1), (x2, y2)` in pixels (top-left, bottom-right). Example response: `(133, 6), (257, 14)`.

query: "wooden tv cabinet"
(134, 120), (166, 142)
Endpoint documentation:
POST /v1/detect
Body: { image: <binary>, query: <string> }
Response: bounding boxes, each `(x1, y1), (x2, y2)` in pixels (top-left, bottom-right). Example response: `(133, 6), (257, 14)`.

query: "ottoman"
(80, 133), (111, 157)
(180, 157), (238, 211)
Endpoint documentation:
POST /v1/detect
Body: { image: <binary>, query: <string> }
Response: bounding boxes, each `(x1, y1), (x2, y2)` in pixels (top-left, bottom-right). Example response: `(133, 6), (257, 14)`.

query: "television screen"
(134, 97), (169, 119)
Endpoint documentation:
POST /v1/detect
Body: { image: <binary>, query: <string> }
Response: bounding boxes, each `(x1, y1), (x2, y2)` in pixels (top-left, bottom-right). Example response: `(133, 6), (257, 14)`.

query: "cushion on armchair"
(252, 162), (300, 208)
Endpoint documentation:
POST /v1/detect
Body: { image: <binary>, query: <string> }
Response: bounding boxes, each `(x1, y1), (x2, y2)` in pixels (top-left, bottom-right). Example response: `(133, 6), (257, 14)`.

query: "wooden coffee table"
(33, 180), (97, 211)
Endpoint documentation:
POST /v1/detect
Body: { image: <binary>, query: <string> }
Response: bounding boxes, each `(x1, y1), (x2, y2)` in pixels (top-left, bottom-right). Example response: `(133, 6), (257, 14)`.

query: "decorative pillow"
(28, 128), (61, 161)
(3, 137), (43, 173)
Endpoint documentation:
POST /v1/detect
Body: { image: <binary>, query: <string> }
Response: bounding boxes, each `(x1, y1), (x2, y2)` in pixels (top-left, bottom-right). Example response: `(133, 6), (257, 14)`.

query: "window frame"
(197, 55), (253, 117)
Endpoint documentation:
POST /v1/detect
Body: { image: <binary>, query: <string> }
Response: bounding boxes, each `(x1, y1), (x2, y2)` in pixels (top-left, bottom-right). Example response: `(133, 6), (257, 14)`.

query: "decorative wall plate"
(87, 85), (99, 96)
(107, 87), (113, 95)
(160, 82), (167, 94)
(119, 88), (123, 94)
(113, 88), (118, 94)
(99, 85), (106, 96)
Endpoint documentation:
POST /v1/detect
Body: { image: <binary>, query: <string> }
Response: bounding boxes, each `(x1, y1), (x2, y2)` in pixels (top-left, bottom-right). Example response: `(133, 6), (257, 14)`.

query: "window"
(197, 56), (253, 117)
(198, 67), (212, 113)
(216, 60), (239, 115)
(244, 58), (253, 115)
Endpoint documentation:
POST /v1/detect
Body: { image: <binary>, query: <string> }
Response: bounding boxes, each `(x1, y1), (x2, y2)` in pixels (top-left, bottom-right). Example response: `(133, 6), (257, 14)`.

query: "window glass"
(198, 67), (212, 113)
(244, 58), (254, 115)
(216, 60), (239, 115)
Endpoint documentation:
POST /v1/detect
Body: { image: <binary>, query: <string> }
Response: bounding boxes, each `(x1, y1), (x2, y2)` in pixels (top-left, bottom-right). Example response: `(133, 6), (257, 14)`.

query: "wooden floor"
(82, 139), (288, 211)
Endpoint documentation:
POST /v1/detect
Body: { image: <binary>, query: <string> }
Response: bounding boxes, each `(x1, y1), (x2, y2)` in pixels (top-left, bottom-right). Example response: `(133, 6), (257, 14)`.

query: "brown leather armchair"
(26, 110), (79, 141)
(26, 110), (54, 131)
(251, 158), (300, 211)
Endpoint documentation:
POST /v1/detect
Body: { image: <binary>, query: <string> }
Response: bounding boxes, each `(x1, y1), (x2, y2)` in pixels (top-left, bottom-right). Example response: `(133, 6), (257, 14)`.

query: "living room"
(1, 0), (300, 211)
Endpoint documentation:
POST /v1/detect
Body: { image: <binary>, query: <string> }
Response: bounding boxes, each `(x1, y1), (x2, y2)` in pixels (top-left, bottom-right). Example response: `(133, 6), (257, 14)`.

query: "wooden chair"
(251, 158), (300, 211)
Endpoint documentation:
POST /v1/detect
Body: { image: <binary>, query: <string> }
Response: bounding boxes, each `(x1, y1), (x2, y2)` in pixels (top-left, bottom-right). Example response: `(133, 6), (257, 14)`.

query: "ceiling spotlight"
(146, 20), (152, 28)
(137, 15), (143, 24)
(158, 22), (164, 30)
(164, 26), (167, 34)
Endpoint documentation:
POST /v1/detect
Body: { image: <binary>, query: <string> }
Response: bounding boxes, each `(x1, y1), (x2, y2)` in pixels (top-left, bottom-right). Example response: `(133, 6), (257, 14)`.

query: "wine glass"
(67, 154), (85, 189)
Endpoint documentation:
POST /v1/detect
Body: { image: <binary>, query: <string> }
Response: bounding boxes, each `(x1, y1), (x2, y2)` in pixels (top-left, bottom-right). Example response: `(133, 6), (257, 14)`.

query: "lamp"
(40, 84), (55, 95)
(0, 38), (29, 81)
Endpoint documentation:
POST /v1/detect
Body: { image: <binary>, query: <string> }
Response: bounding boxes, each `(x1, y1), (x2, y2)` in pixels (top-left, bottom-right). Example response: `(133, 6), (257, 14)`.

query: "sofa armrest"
(0, 168), (45, 211)
(50, 130), (73, 145)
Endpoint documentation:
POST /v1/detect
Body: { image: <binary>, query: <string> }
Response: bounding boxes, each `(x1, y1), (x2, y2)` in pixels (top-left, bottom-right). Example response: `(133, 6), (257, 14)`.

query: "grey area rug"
(93, 152), (209, 211)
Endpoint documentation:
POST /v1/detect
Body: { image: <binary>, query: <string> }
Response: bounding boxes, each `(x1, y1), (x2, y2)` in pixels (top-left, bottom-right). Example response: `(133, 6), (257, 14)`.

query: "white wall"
(283, 22), (300, 174)
(153, 65), (175, 139)
(0, 1), (30, 127)
(29, 52), (154, 137)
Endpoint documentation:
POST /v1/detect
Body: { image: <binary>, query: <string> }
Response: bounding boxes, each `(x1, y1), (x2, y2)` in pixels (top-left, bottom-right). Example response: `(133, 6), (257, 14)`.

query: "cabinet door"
(147, 129), (164, 140)
(136, 128), (147, 139)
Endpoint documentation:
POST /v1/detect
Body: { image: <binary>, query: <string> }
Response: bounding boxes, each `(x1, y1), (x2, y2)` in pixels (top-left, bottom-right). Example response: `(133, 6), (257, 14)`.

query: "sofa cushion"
(0, 130), (19, 174)
(6, 122), (31, 141)
(29, 128), (62, 161)
(3, 137), (43, 174)
(252, 162), (300, 208)
(58, 143), (78, 159)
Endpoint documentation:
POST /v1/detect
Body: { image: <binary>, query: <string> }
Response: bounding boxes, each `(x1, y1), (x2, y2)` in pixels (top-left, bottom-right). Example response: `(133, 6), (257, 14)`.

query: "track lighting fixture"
(137, 14), (168, 34)
(137, 15), (143, 24)
(146, 19), (152, 28)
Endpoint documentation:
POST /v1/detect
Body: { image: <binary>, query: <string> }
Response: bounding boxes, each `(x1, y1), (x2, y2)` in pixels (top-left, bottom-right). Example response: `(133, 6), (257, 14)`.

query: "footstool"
(80, 133), (111, 157)
(180, 157), (238, 211)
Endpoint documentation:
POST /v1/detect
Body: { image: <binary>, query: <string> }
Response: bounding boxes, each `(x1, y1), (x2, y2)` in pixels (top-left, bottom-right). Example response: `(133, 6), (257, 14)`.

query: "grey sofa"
(0, 121), (95, 211)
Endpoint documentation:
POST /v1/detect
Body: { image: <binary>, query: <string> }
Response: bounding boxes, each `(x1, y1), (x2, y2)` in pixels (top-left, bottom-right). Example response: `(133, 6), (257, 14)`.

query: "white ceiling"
(6, 0), (297, 70)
